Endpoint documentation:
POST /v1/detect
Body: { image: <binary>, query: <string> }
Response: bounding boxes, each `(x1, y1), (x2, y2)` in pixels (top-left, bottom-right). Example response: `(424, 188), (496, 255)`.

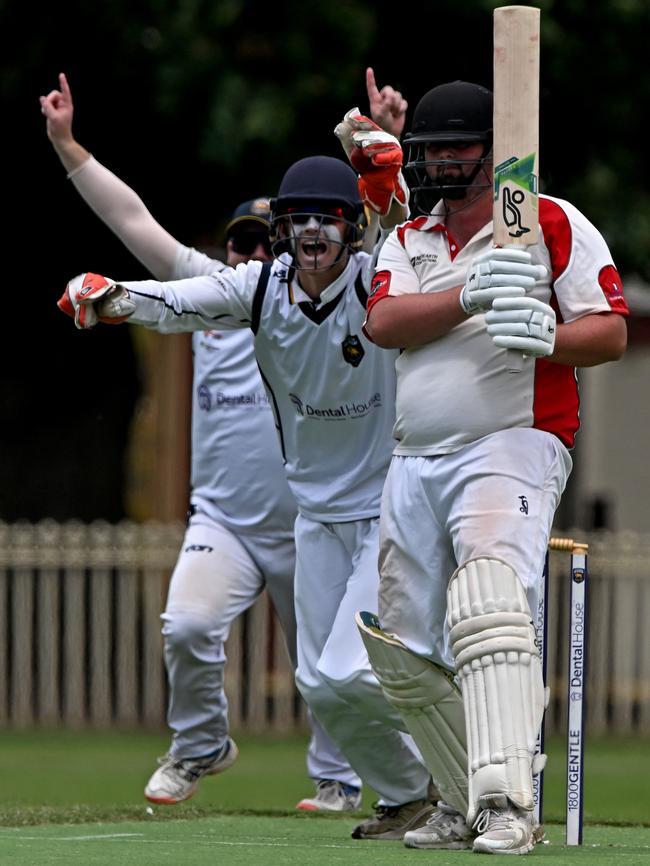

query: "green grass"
(0, 818), (649, 866)
(0, 730), (647, 825)
(0, 731), (648, 864)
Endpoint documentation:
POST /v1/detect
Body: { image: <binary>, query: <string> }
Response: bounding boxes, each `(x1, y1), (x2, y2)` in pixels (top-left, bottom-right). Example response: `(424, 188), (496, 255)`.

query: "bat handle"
(507, 348), (526, 373)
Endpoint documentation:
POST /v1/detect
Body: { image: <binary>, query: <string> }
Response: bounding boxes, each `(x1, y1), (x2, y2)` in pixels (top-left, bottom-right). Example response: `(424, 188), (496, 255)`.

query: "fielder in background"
(40, 73), (362, 812)
(359, 80), (628, 854)
(51, 72), (445, 842)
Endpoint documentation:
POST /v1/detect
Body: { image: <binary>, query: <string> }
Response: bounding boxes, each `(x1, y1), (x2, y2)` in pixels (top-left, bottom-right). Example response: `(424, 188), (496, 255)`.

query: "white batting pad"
(355, 611), (469, 816)
(447, 558), (545, 822)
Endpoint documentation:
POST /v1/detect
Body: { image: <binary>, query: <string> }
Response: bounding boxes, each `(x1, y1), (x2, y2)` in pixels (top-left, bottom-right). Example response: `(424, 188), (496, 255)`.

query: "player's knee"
(162, 610), (224, 652)
(318, 668), (368, 707)
(295, 671), (336, 716)
(447, 556), (539, 662)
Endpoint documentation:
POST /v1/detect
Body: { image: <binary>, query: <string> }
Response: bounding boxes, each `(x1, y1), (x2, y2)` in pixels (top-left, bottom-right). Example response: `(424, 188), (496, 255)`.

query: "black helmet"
(407, 81), (493, 144)
(403, 81), (493, 212)
(269, 156), (367, 267)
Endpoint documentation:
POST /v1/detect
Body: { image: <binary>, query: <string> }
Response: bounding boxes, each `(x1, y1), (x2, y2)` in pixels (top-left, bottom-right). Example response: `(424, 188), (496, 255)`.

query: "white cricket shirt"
(124, 252), (399, 521)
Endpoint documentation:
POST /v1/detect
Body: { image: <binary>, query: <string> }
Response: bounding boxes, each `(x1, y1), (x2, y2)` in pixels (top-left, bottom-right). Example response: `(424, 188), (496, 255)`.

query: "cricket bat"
(493, 5), (540, 373)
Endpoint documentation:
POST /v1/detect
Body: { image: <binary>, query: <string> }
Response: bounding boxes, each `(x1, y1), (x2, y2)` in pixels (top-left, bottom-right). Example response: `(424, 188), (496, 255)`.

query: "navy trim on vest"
(251, 262), (272, 335)
(353, 269), (368, 308)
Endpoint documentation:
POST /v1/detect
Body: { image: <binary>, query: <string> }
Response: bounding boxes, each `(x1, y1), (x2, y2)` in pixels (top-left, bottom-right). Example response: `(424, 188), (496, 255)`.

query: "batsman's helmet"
(403, 81), (493, 212)
(269, 156), (367, 266)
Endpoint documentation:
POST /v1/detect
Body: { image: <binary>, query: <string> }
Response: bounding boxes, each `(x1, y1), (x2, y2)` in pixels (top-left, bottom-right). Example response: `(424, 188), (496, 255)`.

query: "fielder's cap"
(225, 198), (271, 234)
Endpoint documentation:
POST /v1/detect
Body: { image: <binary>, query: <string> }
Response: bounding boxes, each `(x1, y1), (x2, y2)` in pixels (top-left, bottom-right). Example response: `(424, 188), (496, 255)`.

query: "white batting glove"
(334, 107), (408, 216)
(486, 296), (557, 357)
(58, 272), (136, 330)
(459, 247), (547, 315)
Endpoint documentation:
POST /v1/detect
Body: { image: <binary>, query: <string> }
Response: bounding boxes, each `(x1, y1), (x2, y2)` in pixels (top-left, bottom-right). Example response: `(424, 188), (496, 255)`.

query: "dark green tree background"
(1, 0), (646, 519)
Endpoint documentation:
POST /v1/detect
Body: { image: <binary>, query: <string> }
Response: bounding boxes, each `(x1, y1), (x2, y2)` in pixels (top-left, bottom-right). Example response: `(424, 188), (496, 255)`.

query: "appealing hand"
(366, 67), (408, 139)
(58, 272), (136, 330)
(40, 72), (75, 146)
(334, 108), (408, 216)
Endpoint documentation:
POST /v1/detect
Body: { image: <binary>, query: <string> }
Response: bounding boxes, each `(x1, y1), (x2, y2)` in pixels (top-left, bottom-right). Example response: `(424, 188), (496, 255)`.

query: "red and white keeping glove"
(57, 272), (136, 330)
(334, 107), (408, 216)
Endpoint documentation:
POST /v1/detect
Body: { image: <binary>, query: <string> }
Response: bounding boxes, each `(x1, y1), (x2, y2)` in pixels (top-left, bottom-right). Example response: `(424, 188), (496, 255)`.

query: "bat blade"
(493, 5), (540, 246)
(493, 4), (541, 371)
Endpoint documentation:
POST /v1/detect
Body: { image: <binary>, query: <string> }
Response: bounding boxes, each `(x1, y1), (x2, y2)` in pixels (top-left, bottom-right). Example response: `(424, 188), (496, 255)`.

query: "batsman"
(357, 76), (628, 854)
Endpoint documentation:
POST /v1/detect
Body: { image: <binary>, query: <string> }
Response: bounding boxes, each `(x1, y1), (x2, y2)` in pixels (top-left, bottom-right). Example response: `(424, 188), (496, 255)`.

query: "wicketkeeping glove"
(57, 272), (136, 330)
(334, 107), (408, 216)
(460, 247), (547, 315)
(486, 296), (557, 357)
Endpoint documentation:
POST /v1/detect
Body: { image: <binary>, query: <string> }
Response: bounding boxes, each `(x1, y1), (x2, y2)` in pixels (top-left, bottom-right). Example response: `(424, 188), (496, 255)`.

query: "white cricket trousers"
(379, 427), (573, 668)
(161, 510), (360, 787)
(294, 514), (432, 805)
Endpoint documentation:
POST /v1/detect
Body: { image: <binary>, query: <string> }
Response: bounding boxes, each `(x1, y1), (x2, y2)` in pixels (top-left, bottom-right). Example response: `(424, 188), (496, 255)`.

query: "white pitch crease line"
(12, 833), (144, 841)
(12, 835), (360, 849)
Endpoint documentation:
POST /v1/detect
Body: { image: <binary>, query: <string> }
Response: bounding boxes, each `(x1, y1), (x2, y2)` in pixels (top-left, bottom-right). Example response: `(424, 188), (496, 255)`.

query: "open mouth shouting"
(293, 219), (344, 270)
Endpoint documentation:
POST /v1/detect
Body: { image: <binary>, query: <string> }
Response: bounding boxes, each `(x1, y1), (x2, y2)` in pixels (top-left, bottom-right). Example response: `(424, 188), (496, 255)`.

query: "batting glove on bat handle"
(459, 247), (547, 315)
(58, 272), (136, 330)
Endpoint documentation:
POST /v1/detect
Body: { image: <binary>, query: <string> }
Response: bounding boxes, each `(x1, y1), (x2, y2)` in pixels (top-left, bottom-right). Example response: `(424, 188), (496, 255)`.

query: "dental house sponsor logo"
(288, 392), (382, 420)
(197, 385), (270, 411)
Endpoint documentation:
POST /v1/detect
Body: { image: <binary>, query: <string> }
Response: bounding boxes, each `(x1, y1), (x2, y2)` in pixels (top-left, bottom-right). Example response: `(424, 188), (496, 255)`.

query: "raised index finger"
(366, 67), (380, 101)
(59, 72), (72, 100)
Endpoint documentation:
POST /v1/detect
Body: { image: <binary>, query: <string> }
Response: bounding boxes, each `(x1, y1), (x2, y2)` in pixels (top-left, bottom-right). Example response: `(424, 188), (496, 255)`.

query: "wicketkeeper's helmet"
(269, 156), (367, 266)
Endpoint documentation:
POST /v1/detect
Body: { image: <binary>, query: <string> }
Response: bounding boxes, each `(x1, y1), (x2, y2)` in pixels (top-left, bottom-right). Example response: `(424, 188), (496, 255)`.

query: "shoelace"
(156, 747), (225, 782)
(474, 809), (515, 834)
(315, 780), (340, 801)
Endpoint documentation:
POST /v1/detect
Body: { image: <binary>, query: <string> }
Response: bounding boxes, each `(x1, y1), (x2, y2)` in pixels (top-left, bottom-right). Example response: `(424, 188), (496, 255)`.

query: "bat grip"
(507, 348), (526, 373)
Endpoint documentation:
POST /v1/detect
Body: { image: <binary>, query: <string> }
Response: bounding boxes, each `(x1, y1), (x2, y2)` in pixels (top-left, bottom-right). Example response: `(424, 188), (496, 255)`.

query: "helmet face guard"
(269, 201), (366, 271)
(403, 81), (493, 213)
(269, 156), (366, 270)
(403, 139), (492, 213)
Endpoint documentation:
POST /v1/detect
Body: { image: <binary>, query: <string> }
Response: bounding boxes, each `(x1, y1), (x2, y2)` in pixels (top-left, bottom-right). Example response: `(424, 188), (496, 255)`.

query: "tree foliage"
(0, 0), (647, 519)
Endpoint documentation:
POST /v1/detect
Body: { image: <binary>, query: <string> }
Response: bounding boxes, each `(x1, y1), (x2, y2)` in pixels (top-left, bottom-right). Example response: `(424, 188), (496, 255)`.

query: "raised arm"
(40, 73), (179, 280)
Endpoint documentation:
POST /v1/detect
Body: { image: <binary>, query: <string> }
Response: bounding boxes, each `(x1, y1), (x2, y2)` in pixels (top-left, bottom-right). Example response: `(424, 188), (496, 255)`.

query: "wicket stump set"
(533, 537), (588, 845)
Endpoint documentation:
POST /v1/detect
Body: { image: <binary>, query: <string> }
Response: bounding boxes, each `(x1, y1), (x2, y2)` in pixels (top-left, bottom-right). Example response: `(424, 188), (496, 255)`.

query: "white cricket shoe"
(296, 779), (362, 812)
(472, 794), (536, 855)
(144, 737), (239, 804)
(403, 801), (474, 849)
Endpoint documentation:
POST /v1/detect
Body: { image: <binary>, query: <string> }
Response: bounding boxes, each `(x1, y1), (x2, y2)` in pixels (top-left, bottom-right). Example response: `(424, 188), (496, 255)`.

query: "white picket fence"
(0, 520), (648, 735)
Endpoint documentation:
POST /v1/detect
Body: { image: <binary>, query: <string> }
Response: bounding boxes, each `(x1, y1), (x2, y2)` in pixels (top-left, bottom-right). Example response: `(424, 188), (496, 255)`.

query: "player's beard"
(436, 168), (471, 201)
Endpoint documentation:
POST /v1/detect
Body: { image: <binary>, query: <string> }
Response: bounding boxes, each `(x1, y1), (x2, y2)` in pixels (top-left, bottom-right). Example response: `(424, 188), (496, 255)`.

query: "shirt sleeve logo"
(598, 265), (629, 315)
(369, 270), (391, 299)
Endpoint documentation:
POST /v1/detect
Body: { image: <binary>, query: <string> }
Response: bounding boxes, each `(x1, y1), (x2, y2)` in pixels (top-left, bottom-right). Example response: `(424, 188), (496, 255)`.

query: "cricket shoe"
(403, 800), (474, 849)
(296, 779), (362, 812)
(144, 737), (239, 804)
(472, 794), (536, 855)
(351, 797), (435, 840)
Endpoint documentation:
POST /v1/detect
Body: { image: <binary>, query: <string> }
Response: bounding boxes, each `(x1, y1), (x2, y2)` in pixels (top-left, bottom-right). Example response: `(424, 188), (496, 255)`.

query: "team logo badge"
(342, 334), (364, 367)
(572, 568), (585, 584)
